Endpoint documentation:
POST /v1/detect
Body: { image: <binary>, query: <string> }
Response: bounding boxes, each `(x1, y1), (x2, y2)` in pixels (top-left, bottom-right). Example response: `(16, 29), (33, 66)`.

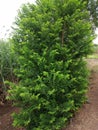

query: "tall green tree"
(8, 0), (94, 130)
(85, 0), (98, 27)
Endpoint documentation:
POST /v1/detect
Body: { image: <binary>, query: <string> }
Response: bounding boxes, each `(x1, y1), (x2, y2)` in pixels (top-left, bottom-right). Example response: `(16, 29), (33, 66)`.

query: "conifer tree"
(8, 0), (94, 130)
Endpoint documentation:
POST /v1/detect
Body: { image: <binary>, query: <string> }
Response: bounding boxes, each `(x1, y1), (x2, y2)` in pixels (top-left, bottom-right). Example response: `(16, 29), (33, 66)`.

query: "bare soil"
(0, 59), (98, 130)
(0, 102), (25, 130)
(63, 59), (98, 130)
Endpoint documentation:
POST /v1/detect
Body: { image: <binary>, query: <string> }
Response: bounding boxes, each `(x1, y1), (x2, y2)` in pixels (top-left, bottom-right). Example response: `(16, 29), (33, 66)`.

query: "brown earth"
(0, 102), (25, 130)
(63, 59), (98, 130)
(0, 59), (98, 130)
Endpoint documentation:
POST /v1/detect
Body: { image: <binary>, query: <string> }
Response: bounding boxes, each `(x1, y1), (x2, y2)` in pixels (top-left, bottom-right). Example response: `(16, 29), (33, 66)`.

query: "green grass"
(87, 54), (98, 59)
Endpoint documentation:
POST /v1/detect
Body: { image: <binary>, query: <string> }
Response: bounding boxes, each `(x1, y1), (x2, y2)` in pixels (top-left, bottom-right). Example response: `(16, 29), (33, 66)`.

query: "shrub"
(8, 0), (94, 130)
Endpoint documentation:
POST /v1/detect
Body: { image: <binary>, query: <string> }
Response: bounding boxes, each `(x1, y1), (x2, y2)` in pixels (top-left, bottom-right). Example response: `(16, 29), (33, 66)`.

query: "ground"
(0, 102), (25, 130)
(63, 59), (98, 130)
(0, 59), (98, 130)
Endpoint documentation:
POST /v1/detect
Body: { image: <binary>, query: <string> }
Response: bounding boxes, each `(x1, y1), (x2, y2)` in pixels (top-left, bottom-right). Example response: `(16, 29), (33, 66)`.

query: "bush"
(8, 0), (94, 130)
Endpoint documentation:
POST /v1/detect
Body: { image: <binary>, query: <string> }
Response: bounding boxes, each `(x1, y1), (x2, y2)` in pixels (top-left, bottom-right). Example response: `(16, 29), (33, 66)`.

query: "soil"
(0, 59), (98, 130)
(0, 102), (25, 130)
(63, 59), (98, 130)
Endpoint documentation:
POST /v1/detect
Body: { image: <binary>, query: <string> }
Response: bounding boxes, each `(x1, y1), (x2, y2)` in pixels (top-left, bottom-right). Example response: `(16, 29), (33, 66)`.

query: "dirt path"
(63, 59), (98, 130)
(0, 59), (98, 130)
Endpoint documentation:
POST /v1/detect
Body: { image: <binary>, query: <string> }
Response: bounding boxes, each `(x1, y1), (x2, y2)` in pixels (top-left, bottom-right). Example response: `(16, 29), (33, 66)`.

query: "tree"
(86, 0), (98, 27)
(8, 0), (94, 130)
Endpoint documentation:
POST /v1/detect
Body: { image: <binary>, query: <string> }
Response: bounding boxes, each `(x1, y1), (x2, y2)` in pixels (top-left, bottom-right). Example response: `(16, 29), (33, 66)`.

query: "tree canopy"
(86, 0), (98, 27)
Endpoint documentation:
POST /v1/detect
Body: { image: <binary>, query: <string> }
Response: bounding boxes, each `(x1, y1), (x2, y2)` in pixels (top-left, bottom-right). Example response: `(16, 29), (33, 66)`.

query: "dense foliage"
(85, 0), (98, 27)
(8, 0), (94, 130)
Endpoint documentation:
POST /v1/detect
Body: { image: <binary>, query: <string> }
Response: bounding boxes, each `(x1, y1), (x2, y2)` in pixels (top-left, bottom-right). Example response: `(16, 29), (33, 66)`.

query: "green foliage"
(85, 0), (98, 27)
(0, 40), (16, 91)
(87, 44), (98, 59)
(8, 0), (94, 130)
(89, 0), (98, 27)
(93, 44), (98, 53)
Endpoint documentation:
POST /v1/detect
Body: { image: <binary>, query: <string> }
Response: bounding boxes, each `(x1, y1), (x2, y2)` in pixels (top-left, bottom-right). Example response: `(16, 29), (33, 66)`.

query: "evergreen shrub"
(8, 0), (94, 129)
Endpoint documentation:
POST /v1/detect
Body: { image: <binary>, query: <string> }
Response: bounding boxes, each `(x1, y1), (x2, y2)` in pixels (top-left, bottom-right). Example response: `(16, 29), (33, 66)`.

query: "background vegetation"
(86, 0), (98, 27)
(0, 40), (16, 103)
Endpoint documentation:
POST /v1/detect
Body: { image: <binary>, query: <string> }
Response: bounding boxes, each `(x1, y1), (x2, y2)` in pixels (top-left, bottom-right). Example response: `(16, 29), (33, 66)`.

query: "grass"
(87, 54), (98, 59)
(86, 44), (98, 59)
